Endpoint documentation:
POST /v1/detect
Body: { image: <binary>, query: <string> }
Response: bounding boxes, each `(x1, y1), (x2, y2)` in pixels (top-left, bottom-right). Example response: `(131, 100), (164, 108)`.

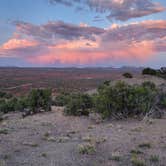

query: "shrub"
(0, 99), (7, 113)
(0, 96), (30, 113)
(0, 91), (7, 98)
(0, 98), (18, 113)
(93, 81), (158, 119)
(7, 98), (18, 112)
(158, 93), (166, 109)
(142, 68), (157, 75)
(62, 80), (165, 119)
(158, 67), (166, 79)
(78, 143), (96, 154)
(110, 153), (121, 161)
(142, 81), (156, 90)
(130, 149), (143, 155)
(54, 92), (71, 106)
(131, 155), (146, 166)
(41, 153), (47, 158)
(64, 93), (93, 116)
(138, 143), (151, 148)
(28, 88), (52, 113)
(149, 155), (159, 162)
(0, 112), (3, 121)
(123, 72), (133, 78)
(160, 67), (166, 74)
(15, 97), (29, 111)
(0, 88), (52, 115)
(0, 91), (12, 99)
(103, 80), (111, 86)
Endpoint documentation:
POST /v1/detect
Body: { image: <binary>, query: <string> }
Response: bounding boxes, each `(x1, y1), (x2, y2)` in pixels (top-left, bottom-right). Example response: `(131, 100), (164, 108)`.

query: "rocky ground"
(0, 107), (166, 166)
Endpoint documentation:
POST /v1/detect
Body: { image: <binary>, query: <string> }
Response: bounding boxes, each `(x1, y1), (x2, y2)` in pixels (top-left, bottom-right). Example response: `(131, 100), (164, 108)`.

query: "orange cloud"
(1, 39), (38, 50)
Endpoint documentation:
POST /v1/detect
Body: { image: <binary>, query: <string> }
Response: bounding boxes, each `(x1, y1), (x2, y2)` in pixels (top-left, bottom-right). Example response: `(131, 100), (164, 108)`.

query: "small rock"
(88, 125), (95, 130)
(107, 123), (114, 128)
(131, 127), (143, 132)
(22, 142), (38, 147)
(89, 113), (103, 124)
(117, 125), (123, 129)
(82, 136), (92, 142)
(57, 136), (70, 143)
(46, 136), (56, 142)
(96, 137), (107, 144)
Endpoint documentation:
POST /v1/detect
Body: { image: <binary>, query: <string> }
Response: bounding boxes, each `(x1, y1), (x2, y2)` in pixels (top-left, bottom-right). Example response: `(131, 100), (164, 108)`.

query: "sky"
(0, 0), (166, 68)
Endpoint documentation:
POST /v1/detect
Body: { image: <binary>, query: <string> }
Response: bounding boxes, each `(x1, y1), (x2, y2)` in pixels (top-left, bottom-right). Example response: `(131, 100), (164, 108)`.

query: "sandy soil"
(0, 107), (166, 166)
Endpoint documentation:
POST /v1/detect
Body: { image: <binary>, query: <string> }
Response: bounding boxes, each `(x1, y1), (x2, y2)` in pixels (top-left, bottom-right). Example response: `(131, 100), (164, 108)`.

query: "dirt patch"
(0, 107), (166, 166)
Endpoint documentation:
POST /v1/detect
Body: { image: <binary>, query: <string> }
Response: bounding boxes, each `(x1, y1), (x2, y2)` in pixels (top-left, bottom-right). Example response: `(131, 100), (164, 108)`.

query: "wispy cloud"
(13, 21), (105, 41)
(50, 0), (165, 21)
(0, 20), (166, 66)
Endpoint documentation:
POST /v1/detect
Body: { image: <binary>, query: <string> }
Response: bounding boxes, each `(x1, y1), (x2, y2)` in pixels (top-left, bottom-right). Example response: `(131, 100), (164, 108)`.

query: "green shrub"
(93, 81), (158, 119)
(15, 97), (29, 111)
(0, 112), (3, 121)
(103, 80), (111, 86)
(0, 97), (30, 113)
(0, 91), (7, 98)
(123, 72), (133, 78)
(0, 89), (52, 115)
(138, 143), (151, 148)
(62, 80), (164, 119)
(0, 98), (18, 113)
(149, 155), (159, 162)
(142, 81), (156, 90)
(54, 92), (71, 106)
(0, 99), (7, 113)
(159, 93), (166, 109)
(64, 93), (93, 116)
(130, 149), (143, 155)
(131, 156), (146, 166)
(0, 91), (12, 99)
(28, 89), (52, 113)
(78, 143), (96, 154)
(142, 68), (157, 75)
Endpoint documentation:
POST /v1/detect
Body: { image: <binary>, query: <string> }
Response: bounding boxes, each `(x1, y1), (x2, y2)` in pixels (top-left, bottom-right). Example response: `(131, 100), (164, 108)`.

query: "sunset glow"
(0, 0), (165, 67)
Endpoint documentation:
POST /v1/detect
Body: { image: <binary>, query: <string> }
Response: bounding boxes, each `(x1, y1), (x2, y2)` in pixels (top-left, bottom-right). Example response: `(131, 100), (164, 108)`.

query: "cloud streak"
(13, 21), (105, 42)
(0, 20), (166, 66)
(50, 0), (165, 21)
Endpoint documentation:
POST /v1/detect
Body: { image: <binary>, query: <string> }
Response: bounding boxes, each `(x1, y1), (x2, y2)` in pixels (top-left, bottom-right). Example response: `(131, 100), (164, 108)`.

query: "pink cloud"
(0, 20), (165, 66)
(27, 40), (155, 65)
